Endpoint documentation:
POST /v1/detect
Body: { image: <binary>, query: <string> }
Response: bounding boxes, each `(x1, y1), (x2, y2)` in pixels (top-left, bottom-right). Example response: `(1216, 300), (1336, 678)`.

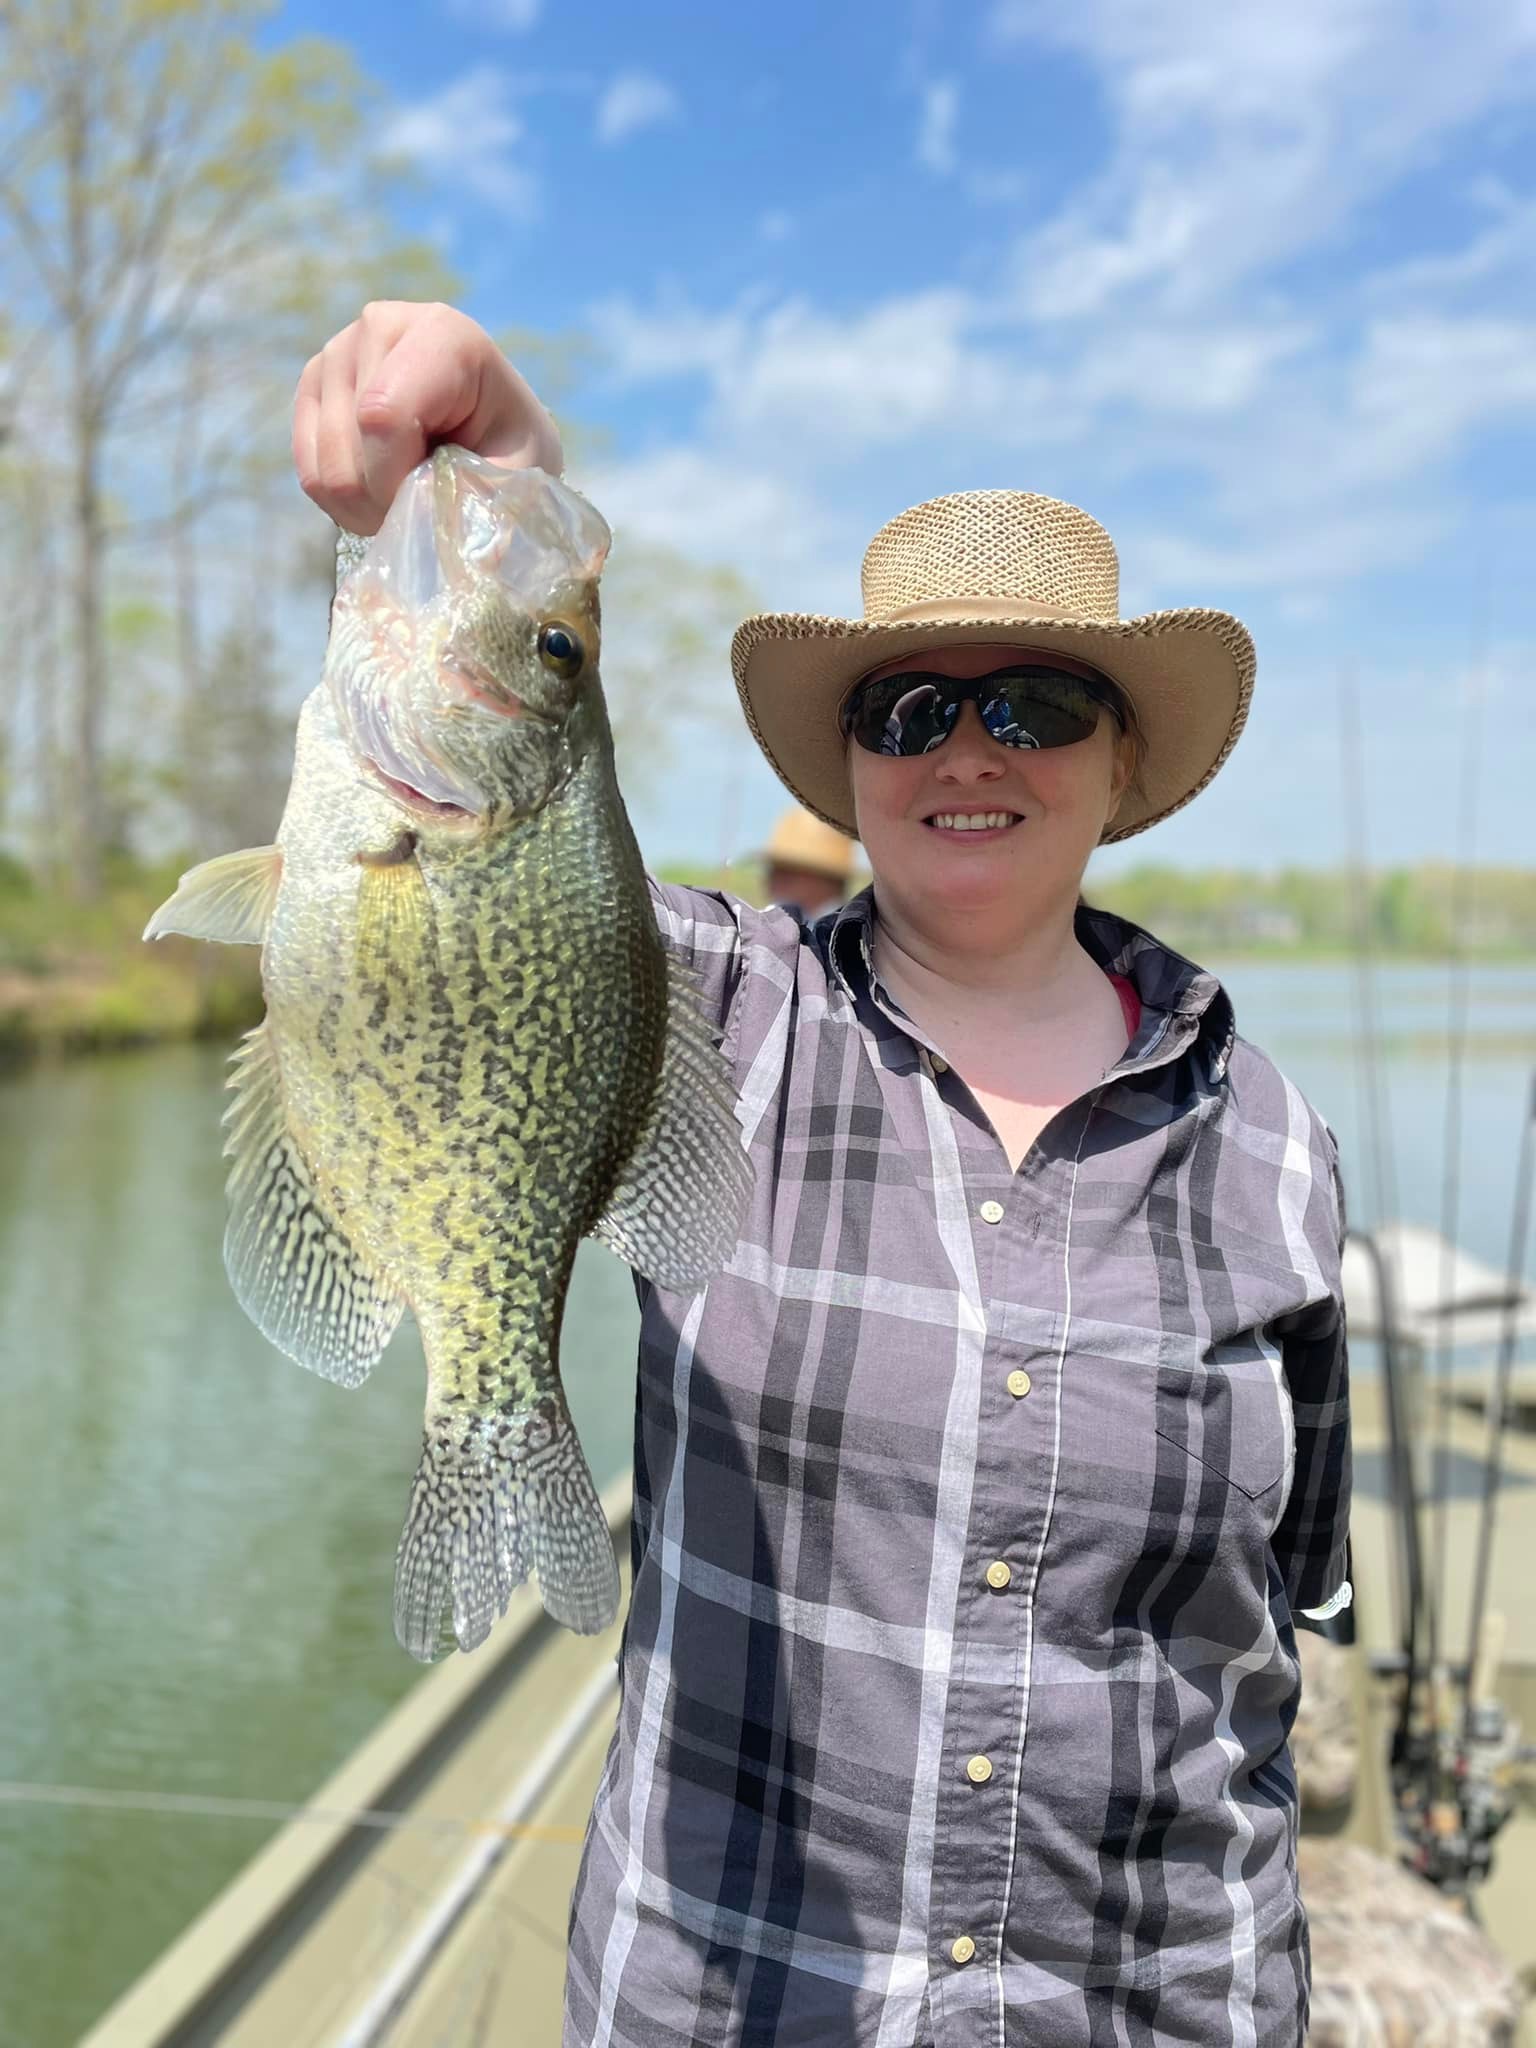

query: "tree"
(0, 0), (453, 893)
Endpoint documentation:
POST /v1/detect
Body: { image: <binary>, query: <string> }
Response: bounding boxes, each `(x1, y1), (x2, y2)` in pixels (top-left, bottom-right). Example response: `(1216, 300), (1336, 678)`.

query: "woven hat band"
(859, 489), (1121, 624)
(875, 596), (1104, 628)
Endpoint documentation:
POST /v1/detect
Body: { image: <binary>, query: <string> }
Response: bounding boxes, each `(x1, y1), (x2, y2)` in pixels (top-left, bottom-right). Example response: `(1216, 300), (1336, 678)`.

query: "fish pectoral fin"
(354, 845), (440, 984)
(591, 952), (754, 1291)
(222, 1019), (406, 1386)
(143, 844), (283, 945)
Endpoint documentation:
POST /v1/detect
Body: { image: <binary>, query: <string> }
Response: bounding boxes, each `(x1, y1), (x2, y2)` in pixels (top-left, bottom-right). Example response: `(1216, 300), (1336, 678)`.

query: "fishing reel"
(1384, 1633), (1530, 1902)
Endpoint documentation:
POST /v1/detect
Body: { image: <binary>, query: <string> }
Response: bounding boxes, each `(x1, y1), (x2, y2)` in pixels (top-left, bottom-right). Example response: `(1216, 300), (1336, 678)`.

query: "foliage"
(1085, 862), (1536, 957)
(0, 0), (458, 893)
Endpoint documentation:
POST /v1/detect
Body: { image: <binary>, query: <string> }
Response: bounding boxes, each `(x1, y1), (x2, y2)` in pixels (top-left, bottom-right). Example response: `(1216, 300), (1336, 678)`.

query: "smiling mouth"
(924, 810), (1024, 833)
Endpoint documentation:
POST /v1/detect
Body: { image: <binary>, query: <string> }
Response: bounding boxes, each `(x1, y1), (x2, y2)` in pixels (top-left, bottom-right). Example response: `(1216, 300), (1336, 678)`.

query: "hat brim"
(730, 603), (1255, 844)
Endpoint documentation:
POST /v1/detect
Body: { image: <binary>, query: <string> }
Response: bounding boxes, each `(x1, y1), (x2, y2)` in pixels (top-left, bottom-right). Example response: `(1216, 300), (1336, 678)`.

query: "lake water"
(2, 959), (1533, 2046)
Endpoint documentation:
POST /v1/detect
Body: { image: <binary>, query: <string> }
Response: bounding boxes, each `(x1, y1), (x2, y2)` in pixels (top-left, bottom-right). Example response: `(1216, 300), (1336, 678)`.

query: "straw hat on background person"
(731, 489), (1255, 844)
(759, 805), (858, 918)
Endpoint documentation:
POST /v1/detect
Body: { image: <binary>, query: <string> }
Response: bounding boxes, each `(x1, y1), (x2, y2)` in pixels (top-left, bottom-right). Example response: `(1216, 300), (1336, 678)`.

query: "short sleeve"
(1269, 1135), (1353, 1623)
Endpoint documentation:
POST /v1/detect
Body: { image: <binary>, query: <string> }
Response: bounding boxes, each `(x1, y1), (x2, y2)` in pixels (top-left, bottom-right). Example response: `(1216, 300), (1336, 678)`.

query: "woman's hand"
(292, 301), (564, 535)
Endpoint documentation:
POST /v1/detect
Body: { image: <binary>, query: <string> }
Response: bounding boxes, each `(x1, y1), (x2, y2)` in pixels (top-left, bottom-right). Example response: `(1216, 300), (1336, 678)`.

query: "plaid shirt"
(565, 884), (1351, 2048)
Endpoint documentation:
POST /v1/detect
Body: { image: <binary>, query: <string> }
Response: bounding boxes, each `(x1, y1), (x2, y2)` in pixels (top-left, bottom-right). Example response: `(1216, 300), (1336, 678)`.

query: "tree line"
(1086, 862), (1536, 958)
(0, 0), (751, 907)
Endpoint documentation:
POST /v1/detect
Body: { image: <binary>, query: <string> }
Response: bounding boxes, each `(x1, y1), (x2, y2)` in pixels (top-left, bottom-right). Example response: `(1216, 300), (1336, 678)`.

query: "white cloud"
(992, 0), (1536, 319)
(917, 78), (958, 174)
(593, 287), (1314, 466)
(377, 68), (537, 216)
(587, 264), (1536, 632)
(590, 293), (753, 386)
(579, 447), (853, 613)
(965, 167), (1031, 206)
(446, 0), (539, 28)
(1350, 315), (1536, 465)
(1363, 186), (1536, 305)
(595, 71), (680, 145)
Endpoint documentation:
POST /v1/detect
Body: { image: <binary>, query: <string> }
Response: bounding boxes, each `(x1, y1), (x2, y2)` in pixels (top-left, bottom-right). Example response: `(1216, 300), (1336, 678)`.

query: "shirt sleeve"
(647, 875), (810, 1050)
(645, 877), (751, 1037)
(1269, 1134), (1353, 1623)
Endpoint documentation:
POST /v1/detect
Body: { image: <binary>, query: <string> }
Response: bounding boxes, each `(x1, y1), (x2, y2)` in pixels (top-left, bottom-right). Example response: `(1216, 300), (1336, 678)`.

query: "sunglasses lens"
(981, 675), (1102, 748)
(845, 668), (1110, 756)
(847, 678), (955, 756)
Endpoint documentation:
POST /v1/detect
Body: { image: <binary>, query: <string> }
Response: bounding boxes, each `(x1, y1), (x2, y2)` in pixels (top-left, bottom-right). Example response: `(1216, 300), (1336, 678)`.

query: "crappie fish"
(146, 449), (753, 1661)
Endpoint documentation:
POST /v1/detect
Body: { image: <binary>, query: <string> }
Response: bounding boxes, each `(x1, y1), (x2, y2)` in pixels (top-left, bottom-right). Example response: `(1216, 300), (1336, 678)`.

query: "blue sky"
(281, 0), (1536, 873)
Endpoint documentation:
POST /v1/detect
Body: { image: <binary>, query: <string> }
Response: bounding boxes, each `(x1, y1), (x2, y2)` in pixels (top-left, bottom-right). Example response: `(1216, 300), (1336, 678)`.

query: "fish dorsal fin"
(591, 953), (754, 1291)
(222, 1019), (406, 1385)
(143, 845), (283, 945)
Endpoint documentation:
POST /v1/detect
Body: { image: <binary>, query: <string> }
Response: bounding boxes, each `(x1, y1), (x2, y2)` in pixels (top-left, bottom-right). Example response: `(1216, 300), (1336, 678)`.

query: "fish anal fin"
(222, 1019), (405, 1386)
(143, 845), (282, 945)
(591, 953), (754, 1292)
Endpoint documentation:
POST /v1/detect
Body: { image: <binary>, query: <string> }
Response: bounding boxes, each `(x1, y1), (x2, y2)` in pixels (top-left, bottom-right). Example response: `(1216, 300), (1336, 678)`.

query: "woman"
(295, 303), (1351, 2048)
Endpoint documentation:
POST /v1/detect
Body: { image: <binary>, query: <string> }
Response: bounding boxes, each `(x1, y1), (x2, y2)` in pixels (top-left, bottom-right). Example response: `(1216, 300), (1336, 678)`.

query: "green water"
(2, 962), (1534, 2046)
(0, 1044), (643, 2048)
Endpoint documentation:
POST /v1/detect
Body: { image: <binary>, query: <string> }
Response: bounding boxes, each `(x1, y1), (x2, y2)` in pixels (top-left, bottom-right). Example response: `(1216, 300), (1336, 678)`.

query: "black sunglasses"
(839, 663), (1127, 759)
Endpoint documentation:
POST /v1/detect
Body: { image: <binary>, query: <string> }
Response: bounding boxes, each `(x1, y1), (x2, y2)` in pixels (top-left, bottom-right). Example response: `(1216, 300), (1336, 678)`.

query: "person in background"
(761, 803), (857, 917)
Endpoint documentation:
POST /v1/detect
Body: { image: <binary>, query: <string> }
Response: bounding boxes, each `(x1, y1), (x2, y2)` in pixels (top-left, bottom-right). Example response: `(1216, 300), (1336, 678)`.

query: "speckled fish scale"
(146, 451), (753, 1662)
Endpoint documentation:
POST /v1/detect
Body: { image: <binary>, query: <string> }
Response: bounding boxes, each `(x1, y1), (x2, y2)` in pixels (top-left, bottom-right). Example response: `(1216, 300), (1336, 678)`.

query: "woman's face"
(846, 642), (1135, 931)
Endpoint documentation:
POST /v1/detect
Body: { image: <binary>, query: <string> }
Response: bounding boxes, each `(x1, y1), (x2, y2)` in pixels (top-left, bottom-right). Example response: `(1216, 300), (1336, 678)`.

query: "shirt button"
(979, 1199), (1005, 1224)
(985, 1559), (1012, 1590)
(950, 1934), (976, 1965)
(965, 1754), (994, 1784)
(1006, 1369), (1032, 1398)
(931, 1054), (949, 1074)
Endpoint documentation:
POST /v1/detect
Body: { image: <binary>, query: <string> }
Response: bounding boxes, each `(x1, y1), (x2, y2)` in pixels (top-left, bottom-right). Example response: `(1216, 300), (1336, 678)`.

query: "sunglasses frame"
(838, 662), (1128, 758)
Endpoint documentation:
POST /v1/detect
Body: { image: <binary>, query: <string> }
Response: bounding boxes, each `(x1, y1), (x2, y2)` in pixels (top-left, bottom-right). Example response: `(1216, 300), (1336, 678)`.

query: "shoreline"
(3, 946), (1533, 1071)
(1, 860), (1531, 1071)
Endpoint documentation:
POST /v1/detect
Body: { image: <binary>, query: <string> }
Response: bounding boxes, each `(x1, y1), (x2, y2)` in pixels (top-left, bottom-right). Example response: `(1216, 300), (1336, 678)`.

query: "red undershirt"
(1106, 970), (1142, 1042)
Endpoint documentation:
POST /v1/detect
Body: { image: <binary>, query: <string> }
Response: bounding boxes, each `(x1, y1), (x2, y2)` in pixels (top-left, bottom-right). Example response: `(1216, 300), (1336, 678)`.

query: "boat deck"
(84, 1380), (1536, 2046)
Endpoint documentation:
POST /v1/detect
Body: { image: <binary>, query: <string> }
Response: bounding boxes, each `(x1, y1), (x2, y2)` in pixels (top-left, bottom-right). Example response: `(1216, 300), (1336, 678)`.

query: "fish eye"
(537, 621), (584, 679)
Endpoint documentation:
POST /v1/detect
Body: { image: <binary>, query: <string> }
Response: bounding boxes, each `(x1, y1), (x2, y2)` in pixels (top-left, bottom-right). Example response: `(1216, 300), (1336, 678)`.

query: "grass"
(0, 856), (264, 1065)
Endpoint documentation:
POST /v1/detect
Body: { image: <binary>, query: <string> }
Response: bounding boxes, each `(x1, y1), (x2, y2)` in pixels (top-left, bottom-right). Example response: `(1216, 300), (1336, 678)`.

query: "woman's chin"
(874, 823), (1086, 926)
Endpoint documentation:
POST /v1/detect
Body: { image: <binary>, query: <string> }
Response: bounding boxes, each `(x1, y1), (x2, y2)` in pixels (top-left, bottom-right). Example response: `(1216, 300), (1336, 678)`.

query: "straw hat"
(730, 489), (1255, 844)
(761, 806), (856, 882)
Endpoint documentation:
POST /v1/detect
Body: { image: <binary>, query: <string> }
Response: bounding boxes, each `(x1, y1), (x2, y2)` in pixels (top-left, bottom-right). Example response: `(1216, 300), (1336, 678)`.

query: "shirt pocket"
(1152, 1349), (1292, 1505)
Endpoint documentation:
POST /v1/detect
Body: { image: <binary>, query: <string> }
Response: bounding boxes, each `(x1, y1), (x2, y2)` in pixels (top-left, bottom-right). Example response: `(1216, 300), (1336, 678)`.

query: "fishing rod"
(1336, 669), (1465, 1863)
(1346, 1223), (1427, 1783)
(1437, 1067), (1536, 1896)
(1462, 1071), (1536, 1700)
(1337, 669), (1430, 1737)
(1429, 634), (1485, 1701)
(1387, 1073), (1536, 1902)
(1338, 669), (1403, 1250)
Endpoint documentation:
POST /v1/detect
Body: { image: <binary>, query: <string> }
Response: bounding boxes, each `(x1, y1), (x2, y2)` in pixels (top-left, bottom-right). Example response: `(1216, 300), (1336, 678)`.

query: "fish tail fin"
(392, 1404), (620, 1663)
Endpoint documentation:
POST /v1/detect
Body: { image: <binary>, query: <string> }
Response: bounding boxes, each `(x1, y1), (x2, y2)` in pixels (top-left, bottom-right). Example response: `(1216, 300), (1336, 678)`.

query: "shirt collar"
(825, 886), (1238, 1083)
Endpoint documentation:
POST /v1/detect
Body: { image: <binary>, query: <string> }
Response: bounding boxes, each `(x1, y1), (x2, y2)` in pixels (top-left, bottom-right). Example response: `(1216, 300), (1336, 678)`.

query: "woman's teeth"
(927, 811), (1021, 832)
